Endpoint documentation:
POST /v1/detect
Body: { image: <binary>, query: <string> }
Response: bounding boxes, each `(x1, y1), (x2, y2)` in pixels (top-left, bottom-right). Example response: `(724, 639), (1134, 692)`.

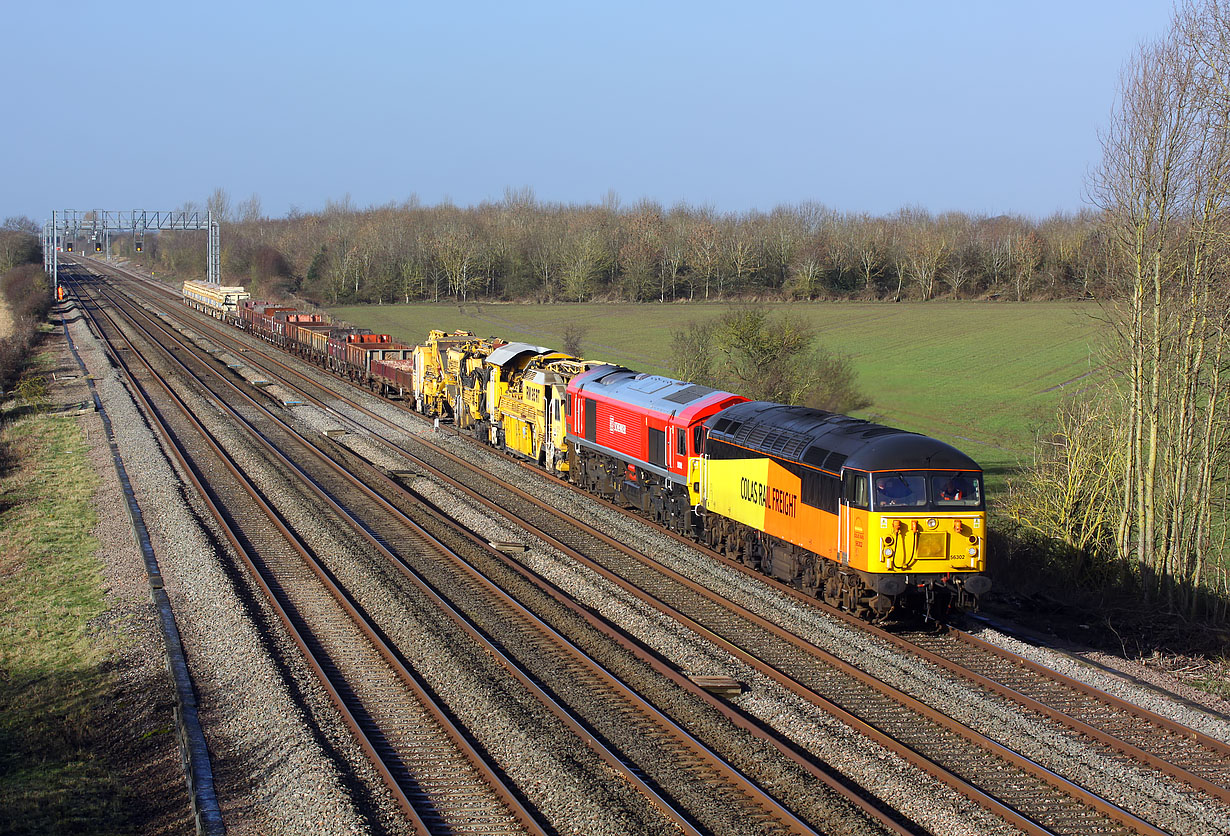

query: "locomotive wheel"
(743, 532), (762, 571)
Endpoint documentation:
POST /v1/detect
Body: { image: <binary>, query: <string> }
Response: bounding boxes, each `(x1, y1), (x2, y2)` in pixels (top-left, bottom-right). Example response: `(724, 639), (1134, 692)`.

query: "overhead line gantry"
(43, 209), (221, 292)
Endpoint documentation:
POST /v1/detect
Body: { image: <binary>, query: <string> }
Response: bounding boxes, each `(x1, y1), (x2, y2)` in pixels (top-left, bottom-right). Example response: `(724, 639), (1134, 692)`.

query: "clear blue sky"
(3, 1), (1174, 224)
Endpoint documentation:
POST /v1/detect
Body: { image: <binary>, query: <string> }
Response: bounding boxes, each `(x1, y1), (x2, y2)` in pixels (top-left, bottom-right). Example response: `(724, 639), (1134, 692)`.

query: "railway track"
(66, 267), (545, 835)
(354, 429), (1175, 836)
(74, 260), (1230, 835)
(66, 266), (896, 836)
(894, 627), (1230, 802)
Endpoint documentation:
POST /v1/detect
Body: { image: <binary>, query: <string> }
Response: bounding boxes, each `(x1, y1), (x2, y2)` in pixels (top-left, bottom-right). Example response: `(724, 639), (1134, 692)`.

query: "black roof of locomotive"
(703, 401), (981, 474)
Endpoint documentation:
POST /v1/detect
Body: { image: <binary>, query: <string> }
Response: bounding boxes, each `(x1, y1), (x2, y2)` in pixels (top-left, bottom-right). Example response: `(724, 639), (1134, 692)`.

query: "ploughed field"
(330, 300), (1110, 487)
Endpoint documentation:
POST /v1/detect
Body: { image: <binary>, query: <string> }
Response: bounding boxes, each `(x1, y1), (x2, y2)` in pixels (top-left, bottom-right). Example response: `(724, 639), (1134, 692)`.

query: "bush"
(671, 305), (870, 413)
(0, 229), (41, 274)
(1, 264), (52, 395)
(2, 264), (51, 321)
(561, 320), (587, 357)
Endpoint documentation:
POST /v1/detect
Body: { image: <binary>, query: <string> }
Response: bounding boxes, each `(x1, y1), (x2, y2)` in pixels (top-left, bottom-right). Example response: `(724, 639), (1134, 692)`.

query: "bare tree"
(659, 210), (689, 303)
(1010, 231), (1043, 301)
(207, 187), (232, 222)
(787, 241), (826, 299)
(561, 320), (588, 357)
(2, 216), (39, 234)
(1085, 0), (1230, 614)
(526, 215), (565, 302)
(762, 206), (805, 289)
(721, 217), (760, 296)
(236, 193), (263, 224)
(560, 212), (610, 301)
(432, 215), (484, 302)
(1007, 392), (1127, 579)
(847, 214), (885, 296)
(903, 213), (949, 301)
(686, 211), (722, 299)
(618, 202), (664, 301)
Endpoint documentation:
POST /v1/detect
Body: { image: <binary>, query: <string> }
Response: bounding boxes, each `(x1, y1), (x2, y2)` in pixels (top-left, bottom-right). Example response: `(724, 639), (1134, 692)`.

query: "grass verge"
(0, 406), (130, 835)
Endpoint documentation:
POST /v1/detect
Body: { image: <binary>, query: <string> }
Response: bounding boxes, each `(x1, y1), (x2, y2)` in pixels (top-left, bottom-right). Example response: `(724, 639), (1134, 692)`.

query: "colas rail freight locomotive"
(183, 281), (990, 620)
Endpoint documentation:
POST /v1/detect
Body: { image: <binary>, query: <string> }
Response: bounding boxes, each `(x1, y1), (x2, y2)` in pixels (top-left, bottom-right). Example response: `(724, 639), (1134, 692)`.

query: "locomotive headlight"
(968, 546), (979, 556)
(926, 518), (938, 529)
(882, 547), (894, 558)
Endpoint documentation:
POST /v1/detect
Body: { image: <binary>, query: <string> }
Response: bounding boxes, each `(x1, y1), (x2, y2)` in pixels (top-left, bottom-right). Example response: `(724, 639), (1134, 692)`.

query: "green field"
(329, 301), (1111, 482)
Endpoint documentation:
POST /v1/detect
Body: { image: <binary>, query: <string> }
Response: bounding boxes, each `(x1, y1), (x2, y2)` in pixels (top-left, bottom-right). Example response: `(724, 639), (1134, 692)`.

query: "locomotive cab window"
(676, 428), (686, 456)
(842, 471), (869, 509)
(874, 472), (928, 509)
(932, 472), (983, 508)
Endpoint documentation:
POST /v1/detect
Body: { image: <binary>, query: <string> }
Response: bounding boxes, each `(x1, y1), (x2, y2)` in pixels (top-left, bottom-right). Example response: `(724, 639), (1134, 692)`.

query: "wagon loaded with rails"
(182, 280), (250, 317)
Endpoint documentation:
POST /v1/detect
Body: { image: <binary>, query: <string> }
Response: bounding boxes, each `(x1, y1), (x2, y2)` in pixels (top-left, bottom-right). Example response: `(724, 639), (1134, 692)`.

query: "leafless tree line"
(125, 189), (1112, 306)
(1012, 0), (1230, 622)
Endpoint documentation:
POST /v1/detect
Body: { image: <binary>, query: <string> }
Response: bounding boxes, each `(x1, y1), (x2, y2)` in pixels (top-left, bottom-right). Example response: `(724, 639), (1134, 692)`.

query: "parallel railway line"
(894, 628), (1230, 803)
(66, 267), (545, 835)
(70, 259), (1230, 835)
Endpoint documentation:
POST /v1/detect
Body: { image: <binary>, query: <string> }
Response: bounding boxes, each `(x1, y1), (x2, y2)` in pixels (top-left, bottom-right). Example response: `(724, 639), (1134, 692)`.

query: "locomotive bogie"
(568, 443), (694, 534)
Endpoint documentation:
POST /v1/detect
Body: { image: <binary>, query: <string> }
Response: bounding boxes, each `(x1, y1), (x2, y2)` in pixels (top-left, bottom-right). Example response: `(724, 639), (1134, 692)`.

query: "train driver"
(938, 475), (976, 503)
(876, 475), (917, 507)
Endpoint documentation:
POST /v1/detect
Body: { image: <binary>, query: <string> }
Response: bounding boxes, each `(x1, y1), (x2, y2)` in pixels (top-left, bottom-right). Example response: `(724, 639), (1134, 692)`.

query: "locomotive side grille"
(584, 398), (597, 442)
(778, 436), (811, 460)
(754, 427), (812, 460)
(647, 428), (667, 467)
(743, 425), (772, 447)
(664, 383), (717, 404)
(823, 451), (847, 472)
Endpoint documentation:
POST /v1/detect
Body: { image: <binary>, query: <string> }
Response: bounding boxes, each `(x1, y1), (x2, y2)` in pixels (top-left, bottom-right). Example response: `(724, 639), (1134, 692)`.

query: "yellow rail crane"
(484, 343), (603, 474)
(447, 338), (502, 431)
(411, 330), (502, 420)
